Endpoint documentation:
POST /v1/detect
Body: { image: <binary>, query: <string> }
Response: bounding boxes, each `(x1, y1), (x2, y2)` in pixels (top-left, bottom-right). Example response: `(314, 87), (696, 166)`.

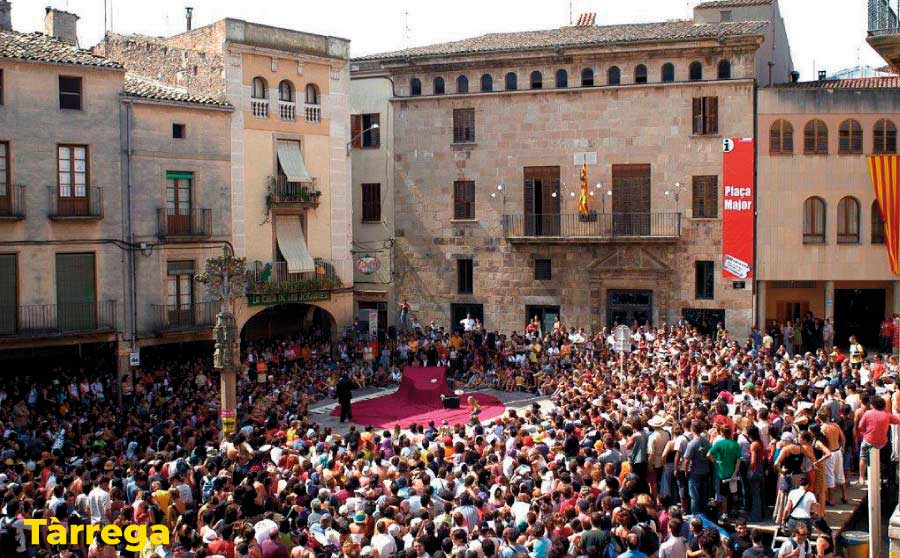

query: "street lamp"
(664, 182), (688, 212)
(596, 183), (613, 213)
(346, 123), (380, 156)
(196, 246), (249, 439)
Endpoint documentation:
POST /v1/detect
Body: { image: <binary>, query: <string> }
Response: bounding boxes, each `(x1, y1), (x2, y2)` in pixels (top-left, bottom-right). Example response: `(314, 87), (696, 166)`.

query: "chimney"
(575, 12), (596, 26)
(818, 70), (827, 81)
(44, 6), (79, 46)
(0, 1), (11, 32)
(185, 6), (193, 31)
(790, 71), (800, 83)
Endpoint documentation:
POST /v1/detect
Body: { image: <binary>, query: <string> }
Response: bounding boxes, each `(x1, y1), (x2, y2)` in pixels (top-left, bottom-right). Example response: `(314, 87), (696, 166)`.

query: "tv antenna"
(403, 10), (411, 49)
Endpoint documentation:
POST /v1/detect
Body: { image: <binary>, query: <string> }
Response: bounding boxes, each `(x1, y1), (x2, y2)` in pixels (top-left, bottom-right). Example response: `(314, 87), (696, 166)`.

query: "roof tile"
(694, 0), (772, 9)
(776, 77), (900, 89)
(0, 30), (122, 69)
(123, 74), (231, 107)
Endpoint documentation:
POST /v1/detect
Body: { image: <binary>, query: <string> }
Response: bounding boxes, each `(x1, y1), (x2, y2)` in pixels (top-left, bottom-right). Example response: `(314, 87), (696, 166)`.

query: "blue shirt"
(619, 550), (649, 558)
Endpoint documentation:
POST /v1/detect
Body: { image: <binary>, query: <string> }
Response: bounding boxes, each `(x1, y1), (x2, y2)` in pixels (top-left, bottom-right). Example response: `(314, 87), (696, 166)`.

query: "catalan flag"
(578, 162), (589, 217)
(868, 155), (900, 275)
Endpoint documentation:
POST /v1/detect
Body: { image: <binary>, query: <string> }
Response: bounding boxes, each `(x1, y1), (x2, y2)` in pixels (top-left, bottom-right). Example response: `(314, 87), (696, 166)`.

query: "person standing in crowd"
(336, 373), (354, 423)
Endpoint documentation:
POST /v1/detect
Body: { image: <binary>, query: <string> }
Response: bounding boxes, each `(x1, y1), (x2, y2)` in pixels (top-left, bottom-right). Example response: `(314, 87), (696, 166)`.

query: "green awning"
(166, 171), (194, 180)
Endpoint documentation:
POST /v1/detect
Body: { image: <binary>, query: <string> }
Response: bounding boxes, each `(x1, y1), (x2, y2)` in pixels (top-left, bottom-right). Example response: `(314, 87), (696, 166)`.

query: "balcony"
(251, 99), (269, 118)
(247, 258), (350, 306)
(49, 187), (103, 220)
(304, 104), (321, 123)
(0, 301), (117, 339)
(157, 208), (212, 239)
(502, 212), (682, 243)
(268, 176), (321, 210)
(868, 0), (900, 71)
(152, 301), (217, 334)
(0, 185), (26, 220)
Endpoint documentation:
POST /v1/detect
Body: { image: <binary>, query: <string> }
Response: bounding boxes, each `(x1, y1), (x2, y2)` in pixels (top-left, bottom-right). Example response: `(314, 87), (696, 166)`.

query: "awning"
(275, 216), (315, 274)
(276, 140), (312, 183)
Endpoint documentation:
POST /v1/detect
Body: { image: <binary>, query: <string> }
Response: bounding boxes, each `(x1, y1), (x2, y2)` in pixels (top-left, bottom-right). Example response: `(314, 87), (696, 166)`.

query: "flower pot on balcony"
(578, 211), (599, 223)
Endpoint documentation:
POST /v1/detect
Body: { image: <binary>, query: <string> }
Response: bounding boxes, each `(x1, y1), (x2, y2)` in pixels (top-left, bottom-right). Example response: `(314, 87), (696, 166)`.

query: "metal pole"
(870, 449), (882, 558)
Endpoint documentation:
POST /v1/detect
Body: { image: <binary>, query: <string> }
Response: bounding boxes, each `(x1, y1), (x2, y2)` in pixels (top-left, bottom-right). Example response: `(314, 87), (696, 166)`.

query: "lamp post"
(597, 183), (612, 213)
(196, 247), (249, 439)
(346, 123), (380, 156)
(664, 182), (688, 213)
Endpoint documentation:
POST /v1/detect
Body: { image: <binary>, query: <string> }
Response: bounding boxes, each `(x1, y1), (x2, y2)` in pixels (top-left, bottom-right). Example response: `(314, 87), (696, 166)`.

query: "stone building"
(353, 2), (794, 337)
(98, 18), (355, 340)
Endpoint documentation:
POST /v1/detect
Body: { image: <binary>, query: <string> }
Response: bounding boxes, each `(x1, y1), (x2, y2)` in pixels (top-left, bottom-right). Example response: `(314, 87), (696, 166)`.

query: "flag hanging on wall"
(578, 162), (589, 217)
(868, 155), (900, 275)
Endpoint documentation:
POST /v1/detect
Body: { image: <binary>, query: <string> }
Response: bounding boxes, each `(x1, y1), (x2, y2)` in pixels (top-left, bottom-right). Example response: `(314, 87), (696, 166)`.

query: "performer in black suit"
(336, 374), (354, 423)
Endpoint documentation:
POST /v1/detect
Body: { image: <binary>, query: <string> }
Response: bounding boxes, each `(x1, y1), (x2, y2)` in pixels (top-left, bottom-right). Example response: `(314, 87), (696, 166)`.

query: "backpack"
(0, 517), (19, 557)
(635, 522), (661, 556)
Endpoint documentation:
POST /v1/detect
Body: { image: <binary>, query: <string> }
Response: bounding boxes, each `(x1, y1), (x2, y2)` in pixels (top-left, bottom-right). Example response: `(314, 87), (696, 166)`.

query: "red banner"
(722, 138), (755, 279)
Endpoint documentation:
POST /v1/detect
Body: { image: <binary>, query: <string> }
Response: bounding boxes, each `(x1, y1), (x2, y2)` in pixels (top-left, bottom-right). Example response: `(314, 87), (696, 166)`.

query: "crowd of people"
(1, 311), (899, 558)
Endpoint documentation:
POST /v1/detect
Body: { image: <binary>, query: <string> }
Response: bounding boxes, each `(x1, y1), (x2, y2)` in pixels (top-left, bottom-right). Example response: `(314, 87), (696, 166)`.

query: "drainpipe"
(124, 100), (137, 406)
(752, 83), (759, 331)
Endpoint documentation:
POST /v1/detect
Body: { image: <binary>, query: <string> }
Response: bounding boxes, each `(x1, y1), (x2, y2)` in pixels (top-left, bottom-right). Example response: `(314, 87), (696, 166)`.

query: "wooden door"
(612, 164), (651, 235)
(55, 253), (96, 331)
(166, 175), (193, 235)
(524, 166), (560, 236)
(167, 264), (194, 327)
(0, 142), (9, 214)
(58, 146), (89, 216)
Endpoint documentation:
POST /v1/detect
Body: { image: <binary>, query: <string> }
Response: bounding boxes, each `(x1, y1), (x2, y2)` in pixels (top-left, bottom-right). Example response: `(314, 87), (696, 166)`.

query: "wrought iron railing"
(869, 0), (900, 35)
(151, 301), (217, 333)
(0, 185), (26, 219)
(269, 176), (321, 206)
(502, 212), (681, 239)
(250, 259), (351, 294)
(49, 187), (103, 219)
(156, 208), (212, 238)
(0, 301), (117, 337)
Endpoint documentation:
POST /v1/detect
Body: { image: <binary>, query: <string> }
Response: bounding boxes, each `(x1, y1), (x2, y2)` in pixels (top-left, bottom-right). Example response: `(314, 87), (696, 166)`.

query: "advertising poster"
(722, 138), (755, 279)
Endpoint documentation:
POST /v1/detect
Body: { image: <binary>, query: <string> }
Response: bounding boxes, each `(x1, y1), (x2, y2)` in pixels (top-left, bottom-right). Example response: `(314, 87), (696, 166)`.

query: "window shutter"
(783, 124), (793, 153)
(769, 125), (781, 155)
(692, 98), (702, 135)
(875, 124), (885, 154)
(852, 125), (862, 154)
(351, 115), (362, 148)
(839, 125), (850, 154)
(817, 122), (828, 154)
(524, 179), (535, 216)
(0, 254), (16, 334)
(370, 114), (380, 147)
(453, 181), (465, 219)
(804, 124), (816, 154)
(706, 97), (718, 135)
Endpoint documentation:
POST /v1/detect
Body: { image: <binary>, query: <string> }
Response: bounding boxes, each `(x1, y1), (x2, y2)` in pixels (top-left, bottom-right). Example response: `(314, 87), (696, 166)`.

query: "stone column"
(824, 280), (835, 320)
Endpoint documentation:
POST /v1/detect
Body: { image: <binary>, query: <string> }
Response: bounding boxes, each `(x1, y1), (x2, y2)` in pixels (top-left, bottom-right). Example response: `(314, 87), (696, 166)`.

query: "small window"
(453, 180), (475, 220)
(305, 83), (320, 105)
(838, 119), (863, 154)
(480, 74), (493, 92)
(453, 108), (475, 144)
(410, 78), (422, 96)
(689, 61), (703, 81)
(278, 80), (294, 102)
(59, 76), (82, 110)
(695, 260), (714, 300)
(634, 64), (648, 84)
(872, 200), (885, 244)
(717, 59), (731, 79)
(874, 119), (897, 154)
(692, 175), (718, 218)
(582, 68), (595, 87)
(607, 66), (620, 86)
(433, 77), (445, 95)
(720, 10), (733, 22)
(803, 196), (826, 244)
(804, 119), (828, 154)
(456, 75), (469, 94)
(530, 71), (543, 89)
(769, 119), (794, 155)
(534, 259), (552, 281)
(692, 96), (719, 135)
(661, 63), (675, 83)
(505, 72), (518, 91)
(361, 183), (381, 222)
(555, 69), (568, 88)
(837, 196), (860, 244)
(172, 123), (186, 139)
(457, 259), (473, 294)
(251, 77), (267, 99)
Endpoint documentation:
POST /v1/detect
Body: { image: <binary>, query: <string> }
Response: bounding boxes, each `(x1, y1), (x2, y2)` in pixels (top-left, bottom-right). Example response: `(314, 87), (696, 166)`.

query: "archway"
(239, 303), (336, 344)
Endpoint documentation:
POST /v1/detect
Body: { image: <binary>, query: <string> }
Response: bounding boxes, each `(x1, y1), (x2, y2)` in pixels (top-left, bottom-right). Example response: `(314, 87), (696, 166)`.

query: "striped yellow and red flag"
(868, 155), (900, 275)
(578, 162), (589, 217)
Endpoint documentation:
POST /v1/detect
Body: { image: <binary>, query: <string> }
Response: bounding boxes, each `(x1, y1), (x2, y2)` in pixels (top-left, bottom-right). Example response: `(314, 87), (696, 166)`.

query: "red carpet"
(331, 366), (505, 428)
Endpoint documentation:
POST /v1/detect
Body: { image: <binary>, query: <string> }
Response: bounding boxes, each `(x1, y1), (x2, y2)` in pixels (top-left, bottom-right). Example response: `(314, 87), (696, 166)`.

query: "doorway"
(682, 308), (726, 335)
(451, 303), (484, 332)
(835, 289), (885, 349)
(526, 305), (560, 334)
(607, 290), (653, 327)
(524, 166), (560, 236)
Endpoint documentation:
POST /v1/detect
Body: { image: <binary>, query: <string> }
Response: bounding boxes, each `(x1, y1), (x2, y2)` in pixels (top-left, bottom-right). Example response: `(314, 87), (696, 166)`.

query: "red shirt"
(859, 409), (900, 447)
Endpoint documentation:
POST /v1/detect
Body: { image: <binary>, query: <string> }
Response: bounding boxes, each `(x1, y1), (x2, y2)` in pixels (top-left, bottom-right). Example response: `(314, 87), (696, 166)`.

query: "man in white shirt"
(460, 314), (475, 332)
(659, 518), (687, 558)
(779, 477), (818, 532)
(777, 524), (813, 558)
(87, 476), (111, 525)
(371, 520), (398, 557)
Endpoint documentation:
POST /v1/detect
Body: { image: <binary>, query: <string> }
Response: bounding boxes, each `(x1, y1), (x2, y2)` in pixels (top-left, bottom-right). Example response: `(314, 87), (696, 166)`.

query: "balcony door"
(0, 142), (9, 214)
(524, 166), (560, 236)
(166, 172), (193, 235)
(167, 261), (195, 327)
(58, 145), (89, 216)
(612, 164), (651, 235)
(55, 253), (96, 331)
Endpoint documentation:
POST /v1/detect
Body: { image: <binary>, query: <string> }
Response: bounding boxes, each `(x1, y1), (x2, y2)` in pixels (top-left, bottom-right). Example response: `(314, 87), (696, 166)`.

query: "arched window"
(804, 119), (828, 154)
(769, 119), (794, 155)
(505, 72), (518, 91)
(837, 196), (860, 243)
(278, 80), (294, 102)
(872, 200), (886, 244)
(530, 71), (543, 89)
(555, 69), (568, 88)
(581, 68), (594, 87)
(874, 119), (897, 154)
(717, 59), (731, 79)
(433, 77), (445, 95)
(251, 77), (267, 99)
(607, 66), (620, 86)
(410, 78), (422, 96)
(456, 75), (469, 94)
(803, 196), (826, 244)
(661, 63), (675, 82)
(634, 64), (648, 84)
(480, 74), (493, 92)
(839, 119), (863, 154)
(305, 83), (320, 105)
(689, 61), (703, 81)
